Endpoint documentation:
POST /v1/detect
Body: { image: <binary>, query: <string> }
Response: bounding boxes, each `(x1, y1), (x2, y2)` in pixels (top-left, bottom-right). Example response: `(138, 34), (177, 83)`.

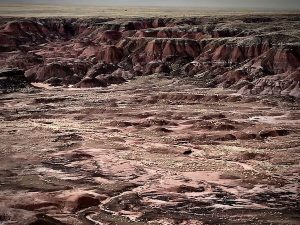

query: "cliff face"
(0, 15), (299, 97)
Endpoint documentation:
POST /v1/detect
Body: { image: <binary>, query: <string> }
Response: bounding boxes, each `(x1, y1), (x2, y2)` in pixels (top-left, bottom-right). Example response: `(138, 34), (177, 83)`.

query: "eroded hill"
(0, 15), (300, 97)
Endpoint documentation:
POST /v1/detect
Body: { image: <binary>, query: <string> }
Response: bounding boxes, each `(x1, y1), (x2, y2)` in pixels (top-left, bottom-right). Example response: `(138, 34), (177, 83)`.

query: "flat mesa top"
(0, 3), (300, 18)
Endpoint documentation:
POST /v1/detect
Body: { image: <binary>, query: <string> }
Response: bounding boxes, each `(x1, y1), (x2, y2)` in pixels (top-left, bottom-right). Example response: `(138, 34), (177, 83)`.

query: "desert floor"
(0, 75), (299, 224)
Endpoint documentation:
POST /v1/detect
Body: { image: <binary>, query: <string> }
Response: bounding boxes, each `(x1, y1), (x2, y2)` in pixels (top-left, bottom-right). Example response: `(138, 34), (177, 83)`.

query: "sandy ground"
(0, 75), (299, 224)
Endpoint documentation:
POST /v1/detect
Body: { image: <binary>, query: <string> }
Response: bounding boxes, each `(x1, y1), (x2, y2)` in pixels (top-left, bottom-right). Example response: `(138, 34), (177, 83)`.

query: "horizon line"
(1, 2), (300, 11)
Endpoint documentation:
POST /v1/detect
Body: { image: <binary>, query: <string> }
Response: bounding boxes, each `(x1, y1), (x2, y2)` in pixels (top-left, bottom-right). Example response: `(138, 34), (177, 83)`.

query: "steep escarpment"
(0, 15), (299, 97)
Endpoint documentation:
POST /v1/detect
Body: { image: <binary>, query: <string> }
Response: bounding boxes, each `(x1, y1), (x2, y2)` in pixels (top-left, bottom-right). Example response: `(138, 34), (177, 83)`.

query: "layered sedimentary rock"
(0, 15), (299, 97)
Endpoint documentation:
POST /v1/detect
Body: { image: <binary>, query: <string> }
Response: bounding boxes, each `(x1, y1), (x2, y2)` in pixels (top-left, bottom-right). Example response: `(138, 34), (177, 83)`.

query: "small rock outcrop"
(0, 68), (31, 92)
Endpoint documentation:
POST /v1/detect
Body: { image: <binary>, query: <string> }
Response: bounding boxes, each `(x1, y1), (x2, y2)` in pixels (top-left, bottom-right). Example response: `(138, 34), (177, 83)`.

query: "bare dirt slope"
(0, 75), (299, 224)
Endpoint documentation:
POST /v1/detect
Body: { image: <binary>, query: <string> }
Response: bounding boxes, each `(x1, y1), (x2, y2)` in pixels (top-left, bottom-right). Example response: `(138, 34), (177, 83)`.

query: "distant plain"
(1, 3), (300, 18)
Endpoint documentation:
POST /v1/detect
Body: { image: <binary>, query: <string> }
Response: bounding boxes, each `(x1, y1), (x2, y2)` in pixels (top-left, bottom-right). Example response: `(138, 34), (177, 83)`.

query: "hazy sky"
(1, 0), (300, 10)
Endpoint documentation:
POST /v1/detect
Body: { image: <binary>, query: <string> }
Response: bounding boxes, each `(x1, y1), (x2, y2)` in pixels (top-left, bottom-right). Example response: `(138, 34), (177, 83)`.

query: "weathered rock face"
(111, 68), (134, 79)
(75, 77), (107, 88)
(98, 30), (122, 42)
(97, 45), (123, 64)
(25, 63), (74, 82)
(0, 19), (78, 51)
(75, 74), (126, 88)
(0, 15), (300, 97)
(207, 39), (270, 66)
(96, 74), (126, 85)
(142, 39), (201, 62)
(218, 69), (249, 87)
(239, 69), (300, 98)
(73, 61), (127, 87)
(3, 52), (43, 70)
(0, 68), (31, 91)
(264, 47), (300, 74)
(85, 62), (118, 78)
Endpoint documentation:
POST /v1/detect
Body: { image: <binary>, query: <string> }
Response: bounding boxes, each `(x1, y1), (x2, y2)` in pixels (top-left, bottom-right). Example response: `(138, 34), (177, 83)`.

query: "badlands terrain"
(0, 12), (300, 225)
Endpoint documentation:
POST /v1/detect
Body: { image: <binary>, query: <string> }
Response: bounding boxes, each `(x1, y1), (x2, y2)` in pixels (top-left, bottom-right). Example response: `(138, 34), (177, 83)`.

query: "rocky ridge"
(0, 15), (300, 98)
